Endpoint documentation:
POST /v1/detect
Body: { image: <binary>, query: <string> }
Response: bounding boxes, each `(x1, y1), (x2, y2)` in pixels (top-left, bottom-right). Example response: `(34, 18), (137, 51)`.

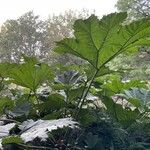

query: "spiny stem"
(75, 69), (99, 120)
(72, 81), (88, 118)
(64, 89), (69, 117)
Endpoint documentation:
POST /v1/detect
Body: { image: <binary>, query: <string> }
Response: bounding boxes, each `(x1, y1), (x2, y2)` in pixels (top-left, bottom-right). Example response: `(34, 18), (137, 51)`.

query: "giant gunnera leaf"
(18, 118), (77, 142)
(123, 88), (150, 110)
(0, 123), (16, 149)
(9, 56), (54, 91)
(55, 12), (150, 70)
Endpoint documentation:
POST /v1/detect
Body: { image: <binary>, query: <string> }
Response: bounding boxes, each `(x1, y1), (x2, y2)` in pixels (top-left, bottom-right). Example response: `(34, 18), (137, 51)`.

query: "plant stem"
(72, 81), (88, 118)
(64, 89), (69, 117)
(0, 77), (4, 91)
(113, 102), (119, 122)
(75, 69), (99, 119)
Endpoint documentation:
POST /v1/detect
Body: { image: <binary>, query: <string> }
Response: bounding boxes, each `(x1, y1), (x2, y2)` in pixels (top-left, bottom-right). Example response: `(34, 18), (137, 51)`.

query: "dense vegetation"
(0, 11), (150, 150)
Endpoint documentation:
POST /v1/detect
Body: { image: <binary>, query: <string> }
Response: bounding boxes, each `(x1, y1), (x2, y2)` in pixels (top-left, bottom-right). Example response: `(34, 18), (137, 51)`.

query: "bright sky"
(0, 0), (118, 25)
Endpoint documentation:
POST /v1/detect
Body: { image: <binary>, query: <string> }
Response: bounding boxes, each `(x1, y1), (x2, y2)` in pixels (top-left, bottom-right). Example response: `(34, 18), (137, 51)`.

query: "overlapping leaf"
(102, 79), (145, 96)
(0, 63), (16, 78)
(56, 70), (83, 85)
(0, 98), (14, 115)
(101, 96), (139, 125)
(123, 88), (150, 109)
(18, 118), (77, 142)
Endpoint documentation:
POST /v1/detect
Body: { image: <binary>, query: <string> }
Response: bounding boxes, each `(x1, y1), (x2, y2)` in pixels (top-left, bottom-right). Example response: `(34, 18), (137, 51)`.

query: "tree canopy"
(0, 11), (47, 62)
(0, 10), (90, 63)
(116, 0), (150, 20)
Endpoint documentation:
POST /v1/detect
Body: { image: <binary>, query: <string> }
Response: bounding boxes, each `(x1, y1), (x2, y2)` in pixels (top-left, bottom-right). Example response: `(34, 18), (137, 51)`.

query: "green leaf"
(79, 109), (97, 125)
(124, 88), (150, 110)
(0, 63), (16, 78)
(102, 79), (145, 96)
(55, 13), (150, 69)
(42, 112), (60, 120)
(68, 86), (84, 102)
(101, 96), (139, 125)
(0, 98), (14, 115)
(6, 102), (31, 118)
(127, 98), (142, 108)
(85, 64), (118, 80)
(2, 136), (23, 145)
(56, 70), (83, 87)
(9, 56), (53, 91)
(38, 94), (65, 115)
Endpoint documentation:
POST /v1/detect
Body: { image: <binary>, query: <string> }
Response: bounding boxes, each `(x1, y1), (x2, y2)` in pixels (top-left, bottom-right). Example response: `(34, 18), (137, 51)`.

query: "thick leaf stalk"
(75, 69), (99, 119)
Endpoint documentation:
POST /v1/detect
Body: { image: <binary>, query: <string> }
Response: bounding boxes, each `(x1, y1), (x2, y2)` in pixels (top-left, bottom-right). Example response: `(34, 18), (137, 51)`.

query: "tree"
(0, 10), (91, 63)
(45, 10), (90, 64)
(116, 0), (150, 21)
(0, 11), (47, 62)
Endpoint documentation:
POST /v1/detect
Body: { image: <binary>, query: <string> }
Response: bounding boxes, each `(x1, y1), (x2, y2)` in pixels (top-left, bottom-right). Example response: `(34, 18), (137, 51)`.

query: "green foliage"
(123, 88), (150, 110)
(108, 53), (150, 81)
(77, 120), (127, 150)
(78, 109), (97, 125)
(100, 96), (139, 125)
(56, 70), (84, 88)
(9, 56), (53, 91)
(102, 79), (145, 96)
(85, 65), (118, 81)
(0, 63), (16, 78)
(115, 0), (150, 81)
(2, 136), (24, 145)
(0, 98), (14, 114)
(38, 93), (65, 116)
(0, 12), (150, 150)
(55, 12), (150, 70)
